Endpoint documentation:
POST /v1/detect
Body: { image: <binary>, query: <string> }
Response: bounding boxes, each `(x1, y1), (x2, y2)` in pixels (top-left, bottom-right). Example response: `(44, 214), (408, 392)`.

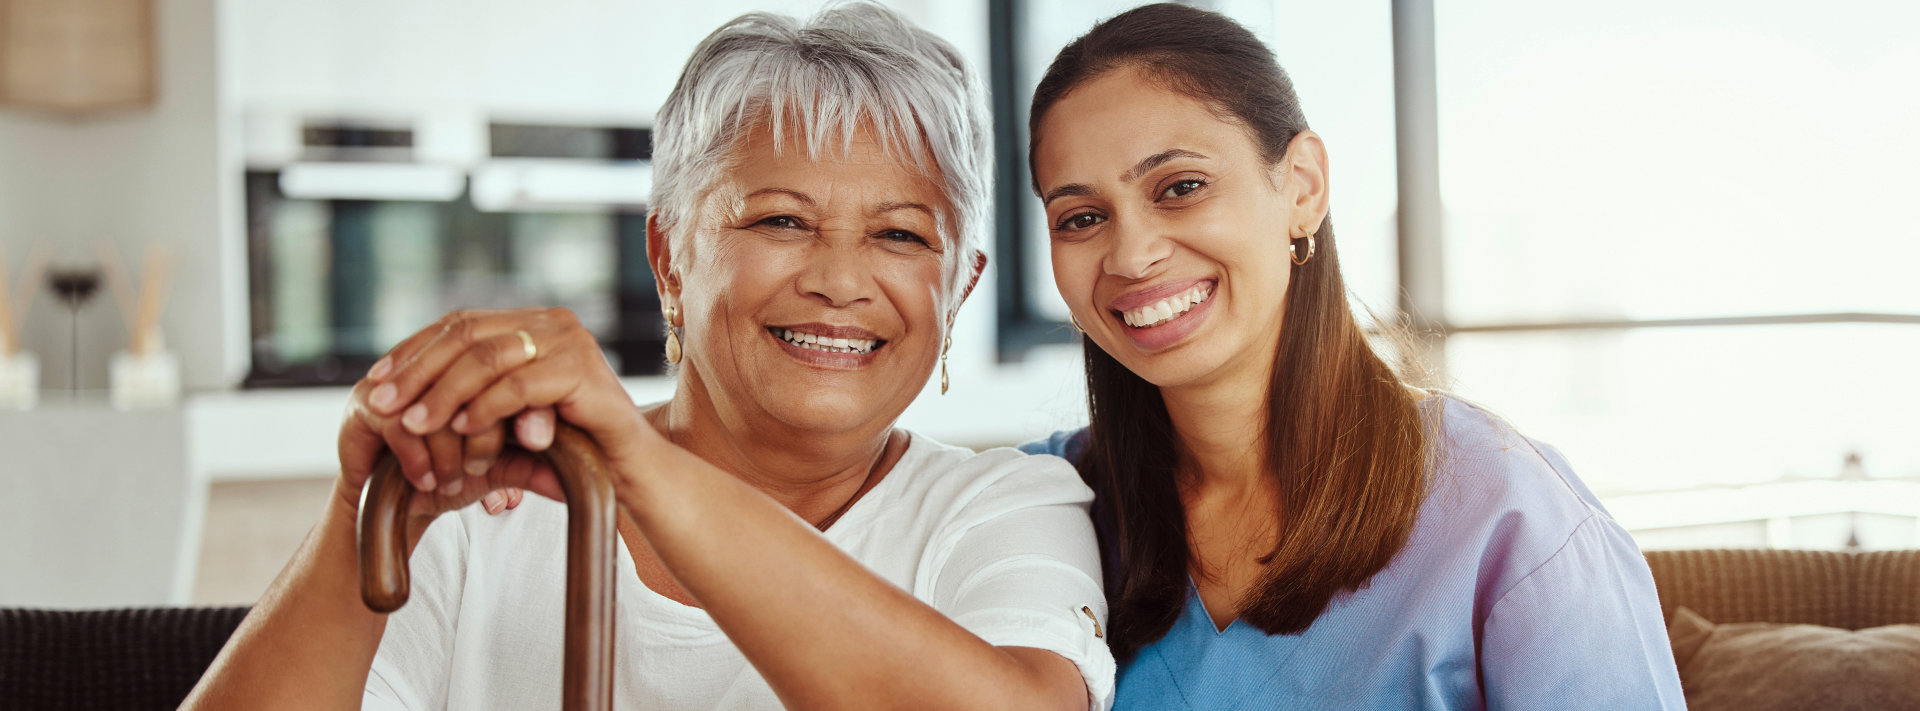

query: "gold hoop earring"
(1289, 234), (1316, 266)
(939, 333), (952, 395)
(664, 305), (683, 365)
(1070, 314), (1084, 332)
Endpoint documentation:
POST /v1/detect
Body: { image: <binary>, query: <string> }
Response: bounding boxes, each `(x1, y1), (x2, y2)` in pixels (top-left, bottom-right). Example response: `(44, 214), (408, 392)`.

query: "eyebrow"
(743, 189), (931, 219)
(1121, 149), (1210, 183)
(744, 187), (817, 206)
(873, 200), (935, 218)
(1040, 148), (1212, 206)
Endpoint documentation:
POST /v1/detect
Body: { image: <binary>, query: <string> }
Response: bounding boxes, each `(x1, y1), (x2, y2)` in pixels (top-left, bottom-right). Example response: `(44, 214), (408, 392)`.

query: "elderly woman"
(183, 5), (1112, 710)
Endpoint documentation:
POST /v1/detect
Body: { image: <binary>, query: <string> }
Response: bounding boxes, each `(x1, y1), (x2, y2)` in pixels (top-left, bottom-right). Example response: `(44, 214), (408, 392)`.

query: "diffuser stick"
(0, 251), (11, 353)
(98, 243), (140, 339)
(0, 243), (51, 355)
(133, 246), (175, 355)
(16, 244), (49, 340)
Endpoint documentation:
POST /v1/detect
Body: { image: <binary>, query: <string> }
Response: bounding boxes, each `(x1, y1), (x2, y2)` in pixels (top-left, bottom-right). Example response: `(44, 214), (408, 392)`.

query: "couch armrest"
(0, 606), (251, 710)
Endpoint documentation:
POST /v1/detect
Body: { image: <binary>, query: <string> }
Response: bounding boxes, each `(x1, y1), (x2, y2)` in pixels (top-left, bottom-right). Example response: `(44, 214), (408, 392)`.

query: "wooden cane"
(358, 422), (618, 711)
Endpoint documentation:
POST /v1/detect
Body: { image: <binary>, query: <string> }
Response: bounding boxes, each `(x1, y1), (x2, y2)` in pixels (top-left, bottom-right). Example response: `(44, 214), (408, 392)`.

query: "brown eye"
(879, 229), (930, 246)
(1160, 179), (1205, 200)
(1055, 212), (1104, 232)
(759, 216), (802, 229)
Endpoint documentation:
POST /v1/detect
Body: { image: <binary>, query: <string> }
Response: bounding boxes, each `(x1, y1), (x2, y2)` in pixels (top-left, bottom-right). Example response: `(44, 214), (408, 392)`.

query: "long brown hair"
(1030, 3), (1432, 659)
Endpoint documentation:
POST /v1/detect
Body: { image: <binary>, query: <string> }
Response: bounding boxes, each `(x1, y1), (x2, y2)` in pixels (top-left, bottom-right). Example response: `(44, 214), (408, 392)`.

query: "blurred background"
(0, 0), (1914, 609)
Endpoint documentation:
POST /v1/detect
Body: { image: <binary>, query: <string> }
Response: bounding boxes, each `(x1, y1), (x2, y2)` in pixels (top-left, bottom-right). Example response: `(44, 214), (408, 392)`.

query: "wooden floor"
(192, 478), (334, 605)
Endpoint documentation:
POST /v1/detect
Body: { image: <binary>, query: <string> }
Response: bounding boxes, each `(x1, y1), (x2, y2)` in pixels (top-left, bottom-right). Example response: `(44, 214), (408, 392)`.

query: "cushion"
(1668, 606), (1920, 711)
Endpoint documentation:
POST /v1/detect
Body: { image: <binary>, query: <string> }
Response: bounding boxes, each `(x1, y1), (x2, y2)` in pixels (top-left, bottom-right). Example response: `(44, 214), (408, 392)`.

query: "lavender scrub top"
(1021, 394), (1686, 711)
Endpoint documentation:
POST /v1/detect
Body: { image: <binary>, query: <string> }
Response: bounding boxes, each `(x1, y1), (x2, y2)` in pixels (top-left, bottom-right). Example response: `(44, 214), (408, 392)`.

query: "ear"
(1282, 129), (1331, 237)
(646, 212), (681, 318)
(947, 249), (989, 323)
(959, 249), (989, 304)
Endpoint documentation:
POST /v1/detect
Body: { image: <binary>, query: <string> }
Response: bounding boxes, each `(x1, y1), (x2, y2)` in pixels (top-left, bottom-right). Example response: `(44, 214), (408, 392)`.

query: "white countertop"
(184, 352), (1093, 483)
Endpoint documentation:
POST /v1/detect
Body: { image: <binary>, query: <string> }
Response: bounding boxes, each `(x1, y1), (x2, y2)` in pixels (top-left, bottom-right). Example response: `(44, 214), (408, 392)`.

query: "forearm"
(180, 493), (389, 710)
(620, 449), (1085, 711)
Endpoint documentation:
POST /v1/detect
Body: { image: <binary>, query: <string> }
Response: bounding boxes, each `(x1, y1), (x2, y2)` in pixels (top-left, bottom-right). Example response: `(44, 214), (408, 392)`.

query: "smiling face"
(652, 123), (960, 436)
(1034, 66), (1327, 391)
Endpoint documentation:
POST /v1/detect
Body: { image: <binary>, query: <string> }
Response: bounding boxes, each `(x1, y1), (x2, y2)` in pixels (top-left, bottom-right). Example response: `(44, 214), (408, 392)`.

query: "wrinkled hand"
(337, 307), (654, 523)
(338, 366), (551, 525)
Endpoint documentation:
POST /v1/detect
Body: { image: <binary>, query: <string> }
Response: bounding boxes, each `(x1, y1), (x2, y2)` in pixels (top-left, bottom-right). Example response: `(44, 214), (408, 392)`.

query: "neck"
(1159, 347), (1273, 497)
(654, 367), (899, 526)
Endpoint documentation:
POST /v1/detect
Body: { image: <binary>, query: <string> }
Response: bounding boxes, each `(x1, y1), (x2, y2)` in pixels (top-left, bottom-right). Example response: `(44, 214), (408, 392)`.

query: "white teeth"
(777, 329), (877, 354)
(1121, 283), (1213, 329)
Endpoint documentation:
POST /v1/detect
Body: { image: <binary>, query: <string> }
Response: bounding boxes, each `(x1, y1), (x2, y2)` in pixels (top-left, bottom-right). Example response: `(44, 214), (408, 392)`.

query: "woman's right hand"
(335, 365), (553, 540)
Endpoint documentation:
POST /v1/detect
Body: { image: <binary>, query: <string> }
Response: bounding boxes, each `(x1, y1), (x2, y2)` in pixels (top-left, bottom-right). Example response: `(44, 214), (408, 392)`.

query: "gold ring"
(515, 329), (537, 361)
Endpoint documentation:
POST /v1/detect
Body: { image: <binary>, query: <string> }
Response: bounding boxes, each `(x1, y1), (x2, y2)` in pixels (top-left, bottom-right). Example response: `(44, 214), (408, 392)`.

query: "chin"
(1110, 337), (1241, 390)
(756, 384), (897, 435)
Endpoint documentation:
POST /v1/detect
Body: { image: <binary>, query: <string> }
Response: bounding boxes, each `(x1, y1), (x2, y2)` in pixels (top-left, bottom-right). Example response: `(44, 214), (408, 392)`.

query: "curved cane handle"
(358, 421), (618, 711)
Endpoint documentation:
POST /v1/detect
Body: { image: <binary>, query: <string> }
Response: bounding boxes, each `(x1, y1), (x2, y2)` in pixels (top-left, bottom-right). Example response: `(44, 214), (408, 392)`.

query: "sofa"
(2, 550), (1915, 710)
(0, 606), (248, 710)
(1645, 549), (1920, 710)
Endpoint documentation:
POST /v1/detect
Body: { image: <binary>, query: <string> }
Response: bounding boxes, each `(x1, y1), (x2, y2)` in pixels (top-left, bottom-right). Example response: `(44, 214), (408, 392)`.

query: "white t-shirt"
(362, 431), (1116, 710)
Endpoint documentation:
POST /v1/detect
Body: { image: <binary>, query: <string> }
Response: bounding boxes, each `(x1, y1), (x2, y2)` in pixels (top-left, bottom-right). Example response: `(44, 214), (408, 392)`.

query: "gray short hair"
(651, 2), (992, 303)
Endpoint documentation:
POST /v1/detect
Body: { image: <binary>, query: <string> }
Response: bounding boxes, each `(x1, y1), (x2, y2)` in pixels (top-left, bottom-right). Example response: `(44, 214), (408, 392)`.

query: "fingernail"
(533, 412), (554, 448)
(403, 404), (429, 433)
(484, 495), (504, 514)
(368, 356), (393, 380)
(371, 383), (397, 411)
(465, 458), (489, 477)
(451, 412), (469, 432)
(419, 472), (438, 492)
(442, 476), (464, 496)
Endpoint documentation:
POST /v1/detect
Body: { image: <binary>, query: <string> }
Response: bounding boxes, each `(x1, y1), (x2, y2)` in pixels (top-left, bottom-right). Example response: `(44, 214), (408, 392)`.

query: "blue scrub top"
(1022, 394), (1685, 710)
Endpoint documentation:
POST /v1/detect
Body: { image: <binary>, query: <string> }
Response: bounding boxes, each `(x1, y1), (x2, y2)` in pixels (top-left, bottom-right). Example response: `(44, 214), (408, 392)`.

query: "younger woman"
(1022, 5), (1684, 709)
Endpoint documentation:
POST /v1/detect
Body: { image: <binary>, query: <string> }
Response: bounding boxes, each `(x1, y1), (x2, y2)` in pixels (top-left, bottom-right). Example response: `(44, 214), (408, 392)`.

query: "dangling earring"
(664, 305), (683, 365)
(1289, 233), (1316, 266)
(939, 333), (952, 395)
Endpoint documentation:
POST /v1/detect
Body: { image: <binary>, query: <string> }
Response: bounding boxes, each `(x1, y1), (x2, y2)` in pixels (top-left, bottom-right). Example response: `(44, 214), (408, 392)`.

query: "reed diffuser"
(101, 242), (179, 409)
(0, 243), (50, 409)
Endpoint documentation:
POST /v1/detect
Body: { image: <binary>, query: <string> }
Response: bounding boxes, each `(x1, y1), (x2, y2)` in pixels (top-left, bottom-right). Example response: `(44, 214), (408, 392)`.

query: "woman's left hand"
(361, 307), (655, 498)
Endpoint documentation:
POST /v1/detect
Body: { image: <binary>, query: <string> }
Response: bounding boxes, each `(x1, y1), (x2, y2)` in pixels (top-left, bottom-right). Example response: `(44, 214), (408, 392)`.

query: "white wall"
(0, 0), (241, 393)
(229, 0), (983, 124)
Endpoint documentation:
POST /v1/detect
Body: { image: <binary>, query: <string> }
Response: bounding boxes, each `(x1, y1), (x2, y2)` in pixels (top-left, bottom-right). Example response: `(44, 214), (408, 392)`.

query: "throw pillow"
(1667, 605), (1920, 711)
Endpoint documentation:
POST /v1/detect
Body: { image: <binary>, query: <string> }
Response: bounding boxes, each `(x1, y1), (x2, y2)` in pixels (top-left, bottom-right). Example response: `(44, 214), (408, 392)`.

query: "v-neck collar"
(1187, 574), (1240, 635)
(1141, 579), (1319, 711)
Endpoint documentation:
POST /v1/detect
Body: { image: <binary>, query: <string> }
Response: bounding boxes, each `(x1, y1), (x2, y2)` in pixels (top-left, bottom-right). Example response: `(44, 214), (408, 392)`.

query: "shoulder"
(1414, 395), (1646, 595)
(1016, 427), (1089, 465)
(1423, 393), (1608, 529)
(896, 429), (1092, 513)
(883, 428), (1098, 526)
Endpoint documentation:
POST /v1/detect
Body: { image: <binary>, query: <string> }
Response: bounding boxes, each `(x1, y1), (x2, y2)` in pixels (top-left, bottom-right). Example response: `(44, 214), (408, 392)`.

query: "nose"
(796, 240), (876, 308)
(1102, 213), (1173, 280)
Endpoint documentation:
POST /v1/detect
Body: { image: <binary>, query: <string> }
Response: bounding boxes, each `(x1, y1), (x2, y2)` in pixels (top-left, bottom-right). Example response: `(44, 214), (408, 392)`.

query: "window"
(1432, 0), (1920, 501)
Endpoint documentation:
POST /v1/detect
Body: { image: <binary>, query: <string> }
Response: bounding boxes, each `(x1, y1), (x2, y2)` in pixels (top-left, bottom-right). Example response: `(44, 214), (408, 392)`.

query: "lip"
(1107, 277), (1216, 314)
(1109, 282), (1217, 352)
(765, 323), (887, 369)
